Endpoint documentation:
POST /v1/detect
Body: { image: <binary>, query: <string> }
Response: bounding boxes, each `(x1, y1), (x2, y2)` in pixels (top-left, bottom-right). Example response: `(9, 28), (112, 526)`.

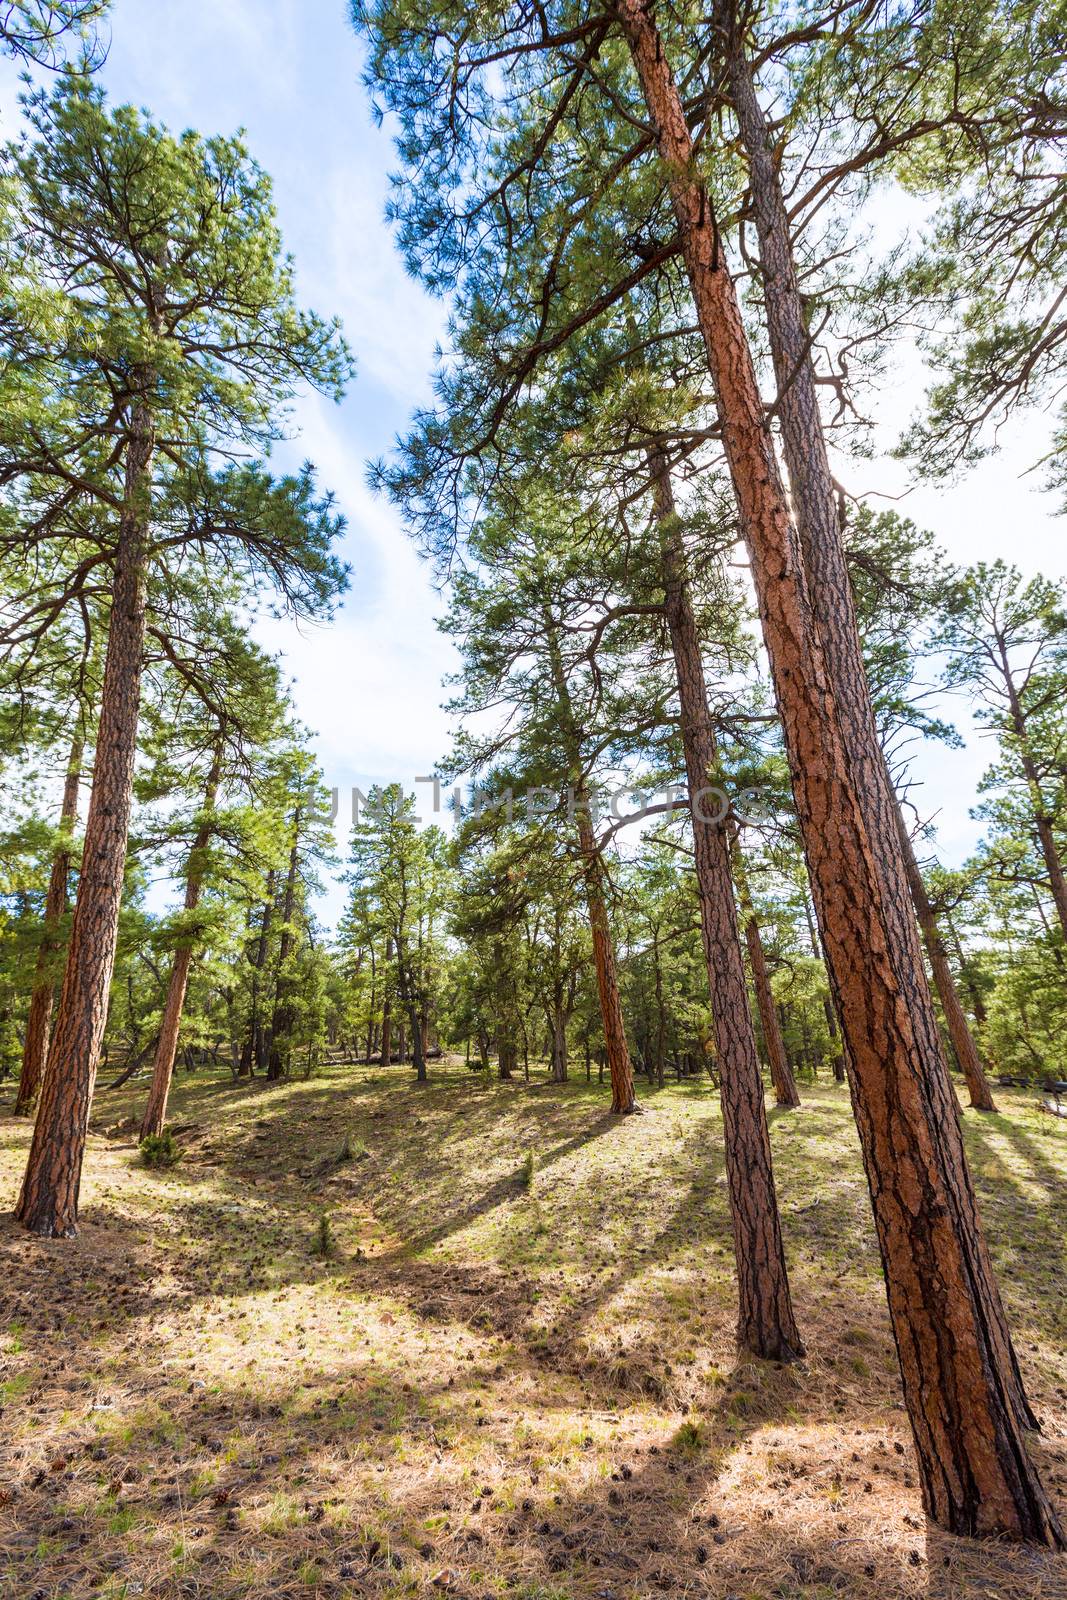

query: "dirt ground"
(1, 1060), (1065, 1600)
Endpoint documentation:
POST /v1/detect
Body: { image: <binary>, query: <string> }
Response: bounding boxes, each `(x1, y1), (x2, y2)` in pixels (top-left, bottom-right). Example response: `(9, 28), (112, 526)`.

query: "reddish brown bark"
(543, 606), (636, 1113)
(654, 453), (802, 1356)
(722, 12), (1033, 1417)
(741, 893), (801, 1111)
(803, 892), (847, 1081)
(139, 742), (224, 1140)
(895, 809), (997, 1112)
(16, 396), (155, 1239)
(15, 735), (83, 1117)
(620, 1), (1060, 1543)
(575, 799), (637, 1113)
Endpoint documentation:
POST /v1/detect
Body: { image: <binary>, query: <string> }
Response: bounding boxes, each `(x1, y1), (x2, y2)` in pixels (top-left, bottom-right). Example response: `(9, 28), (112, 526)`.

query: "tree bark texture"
(139, 743), (224, 1139)
(721, 8), (1035, 1431)
(15, 735), (83, 1116)
(619, 1), (1060, 1542)
(17, 396), (155, 1238)
(653, 451), (803, 1357)
(543, 605), (636, 1113)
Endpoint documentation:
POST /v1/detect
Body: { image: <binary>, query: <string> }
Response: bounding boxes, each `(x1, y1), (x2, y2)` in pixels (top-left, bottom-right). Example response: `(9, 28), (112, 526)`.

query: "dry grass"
(0, 1060), (1065, 1600)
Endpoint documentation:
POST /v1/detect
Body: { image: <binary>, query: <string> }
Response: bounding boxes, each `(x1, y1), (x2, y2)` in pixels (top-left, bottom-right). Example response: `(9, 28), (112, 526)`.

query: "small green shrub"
(337, 1132), (367, 1163)
(519, 1149), (535, 1189)
(312, 1213), (335, 1259)
(139, 1130), (182, 1168)
(672, 1417), (707, 1455)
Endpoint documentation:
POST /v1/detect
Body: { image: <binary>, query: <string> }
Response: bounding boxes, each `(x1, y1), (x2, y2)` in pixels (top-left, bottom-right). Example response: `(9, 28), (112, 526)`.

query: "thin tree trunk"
(548, 997), (569, 1082)
(652, 452), (802, 1355)
(240, 869), (275, 1077)
(15, 734), (83, 1116)
(803, 891), (847, 1081)
(139, 742), (224, 1139)
(101, 1033), (156, 1092)
(746, 908), (800, 1109)
(729, 839), (800, 1110)
(364, 942), (377, 1063)
(380, 937), (393, 1066)
(652, 947), (666, 1089)
(267, 810), (301, 1080)
(543, 607), (636, 1113)
(945, 909), (990, 1032)
(895, 809), (997, 1112)
(17, 394), (155, 1238)
(575, 802), (635, 1112)
(408, 1000), (426, 1081)
(621, 2), (1059, 1543)
(1002, 663), (1067, 943)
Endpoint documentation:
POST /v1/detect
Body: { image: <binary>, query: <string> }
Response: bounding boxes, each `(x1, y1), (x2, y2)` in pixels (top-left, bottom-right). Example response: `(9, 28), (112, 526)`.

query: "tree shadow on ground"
(964, 1114), (1067, 1363)
(3, 1072), (1065, 1600)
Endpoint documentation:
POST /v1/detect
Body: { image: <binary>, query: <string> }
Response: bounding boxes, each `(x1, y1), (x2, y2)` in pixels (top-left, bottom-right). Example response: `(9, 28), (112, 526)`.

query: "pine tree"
(6, 79), (350, 1237)
(354, 0), (1061, 1542)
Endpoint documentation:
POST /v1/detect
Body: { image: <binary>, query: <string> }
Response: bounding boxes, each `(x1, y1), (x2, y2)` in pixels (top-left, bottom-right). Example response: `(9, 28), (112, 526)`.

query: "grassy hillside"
(1, 1062), (1065, 1600)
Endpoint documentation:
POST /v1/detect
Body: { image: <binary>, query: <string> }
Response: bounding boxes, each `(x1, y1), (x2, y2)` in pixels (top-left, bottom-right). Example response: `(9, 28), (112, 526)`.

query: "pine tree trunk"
(408, 1000), (426, 1081)
(652, 949), (666, 1088)
(653, 452), (802, 1356)
(267, 809), (301, 1080)
(728, 837), (800, 1110)
(575, 803), (636, 1113)
(620, 1), (1060, 1543)
(945, 910), (990, 1032)
(804, 893), (847, 1081)
(139, 745), (223, 1139)
(895, 809), (997, 1111)
(548, 998), (569, 1082)
(721, 10), (1035, 1425)
(380, 937), (393, 1066)
(240, 870), (275, 1077)
(1003, 666), (1067, 942)
(16, 397), (155, 1238)
(15, 734), (83, 1116)
(745, 909), (800, 1109)
(542, 605), (636, 1113)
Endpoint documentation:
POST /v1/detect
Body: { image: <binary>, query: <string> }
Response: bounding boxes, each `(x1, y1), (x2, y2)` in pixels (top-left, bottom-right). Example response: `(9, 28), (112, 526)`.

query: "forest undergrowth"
(2, 1061), (1065, 1600)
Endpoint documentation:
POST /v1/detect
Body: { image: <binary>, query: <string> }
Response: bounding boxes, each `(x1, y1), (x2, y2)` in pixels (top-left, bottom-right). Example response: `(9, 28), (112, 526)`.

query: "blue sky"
(3, 0), (1064, 924)
(88, 0), (459, 839)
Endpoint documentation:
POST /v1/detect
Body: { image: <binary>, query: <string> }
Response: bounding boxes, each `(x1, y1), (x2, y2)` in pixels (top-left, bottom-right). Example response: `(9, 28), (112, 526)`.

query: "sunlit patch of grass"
(672, 1417), (707, 1455)
(260, 1491), (304, 1533)
(0, 1066), (1063, 1600)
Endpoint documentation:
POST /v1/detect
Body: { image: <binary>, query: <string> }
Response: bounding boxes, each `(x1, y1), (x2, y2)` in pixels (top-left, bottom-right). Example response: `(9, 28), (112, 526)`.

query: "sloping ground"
(0, 1061), (1065, 1600)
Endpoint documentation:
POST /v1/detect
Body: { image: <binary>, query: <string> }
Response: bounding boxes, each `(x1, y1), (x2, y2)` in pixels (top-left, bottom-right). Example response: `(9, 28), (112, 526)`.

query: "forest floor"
(0, 1061), (1066, 1600)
